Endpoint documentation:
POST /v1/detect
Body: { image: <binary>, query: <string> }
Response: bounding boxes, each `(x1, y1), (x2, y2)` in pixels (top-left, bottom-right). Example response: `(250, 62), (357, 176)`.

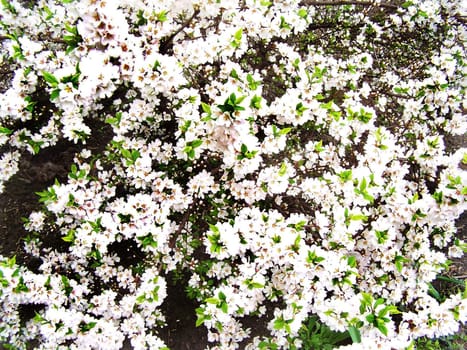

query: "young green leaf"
(0, 126), (13, 135)
(42, 71), (59, 87)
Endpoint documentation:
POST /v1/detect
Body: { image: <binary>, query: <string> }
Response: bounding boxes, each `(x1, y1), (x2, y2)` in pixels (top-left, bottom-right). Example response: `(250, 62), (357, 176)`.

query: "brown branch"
(37, 34), (67, 44)
(300, 0), (399, 9)
(0, 68), (13, 75)
(0, 33), (66, 44)
(169, 207), (193, 249)
(159, 8), (200, 54)
(371, 90), (413, 100)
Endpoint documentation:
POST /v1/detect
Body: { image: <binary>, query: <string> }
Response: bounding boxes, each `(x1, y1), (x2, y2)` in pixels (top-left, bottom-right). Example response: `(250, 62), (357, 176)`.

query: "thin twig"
(169, 207), (193, 249)
(37, 34), (67, 44)
(159, 8), (200, 53)
(301, 0), (399, 9)
(0, 33), (66, 44)
(373, 90), (413, 100)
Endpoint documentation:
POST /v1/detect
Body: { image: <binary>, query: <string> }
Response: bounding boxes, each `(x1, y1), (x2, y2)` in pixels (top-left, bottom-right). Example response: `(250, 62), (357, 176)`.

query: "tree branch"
(169, 207), (193, 249)
(0, 33), (66, 44)
(300, 0), (399, 9)
(159, 8), (200, 54)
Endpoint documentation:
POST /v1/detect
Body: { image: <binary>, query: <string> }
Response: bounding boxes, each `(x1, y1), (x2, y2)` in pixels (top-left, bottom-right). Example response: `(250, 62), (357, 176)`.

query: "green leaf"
(250, 95), (262, 109)
(206, 297), (218, 304)
(64, 22), (78, 35)
(401, 1), (413, 8)
(155, 10), (168, 22)
(375, 230), (389, 244)
(184, 148), (194, 159)
(3, 255), (16, 268)
(376, 321), (388, 336)
(432, 191), (443, 204)
(249, 281), (264, 289)
(234, 94), (247, 105)
(221, 301), (228, 313)
(307, 250), (325, 264)
(361, 292), (373, 310)
(136, 294), (146, 304)
(13, 276), (29, 293)
(378, 305), (400, 318)
(195, 308), (211, 327)
(347, 256), (357, 268)
(42, 5), (54, 20)
(201, 102), (211, 114)
(394, 255), (408, 273)
(320, 101), (334, 110)
(260, 0), (272, 6)
(339, 169), (352, 182)
(50, 89), (60, 100)
(296, 102), (308, 116)
(62, 229), (75, 243)
(273, 317), (286, 330)
(237, 143), (257, 160)
(348, 326), (361, 343)
(246, 74), (260, 90)
(138, 234), (158, 248)
(63, 34), (76, 42)
(278, 162), (287, 176)
(350, 214), (368, 222)
(427, 282), (442, 302)
(417, 10), (428, 18)
(79, 321), (97, 333)
(231, 28), (243, 48)
(11, 268), (19, 279)
(366, 314), (375, 324)
(0, 126), (13, 135)
(191, 139), (203, 148)
(297, 8), (308, 19)
(36, 187), (57, 204)
(65, 45), (77, 55)
(136, 9), (147, 26)
(42, 71), (59, 87)
(279, 16), (290, 30)
(131, 149), (140, 161)
(195, 317), (205, 327)
(234, 28), (243, 41)
(209, 224), (219, 234)
(362, 192), (375, 203)
(373, 298), (385, 310)
(12, 44), (25, 60)
(105, 111), (122, 126)
(314, 140), (324, 153)
(394, 86), (409, 94)
(230, 69), (240, 80)
(1, 0), (16, 14)
(359, 178), (367, 192)
(121, 148), (131, 160)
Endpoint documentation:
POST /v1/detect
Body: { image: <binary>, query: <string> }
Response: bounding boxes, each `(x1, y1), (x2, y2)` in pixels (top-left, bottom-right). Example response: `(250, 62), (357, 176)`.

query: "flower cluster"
(0, 0), (466, 349)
